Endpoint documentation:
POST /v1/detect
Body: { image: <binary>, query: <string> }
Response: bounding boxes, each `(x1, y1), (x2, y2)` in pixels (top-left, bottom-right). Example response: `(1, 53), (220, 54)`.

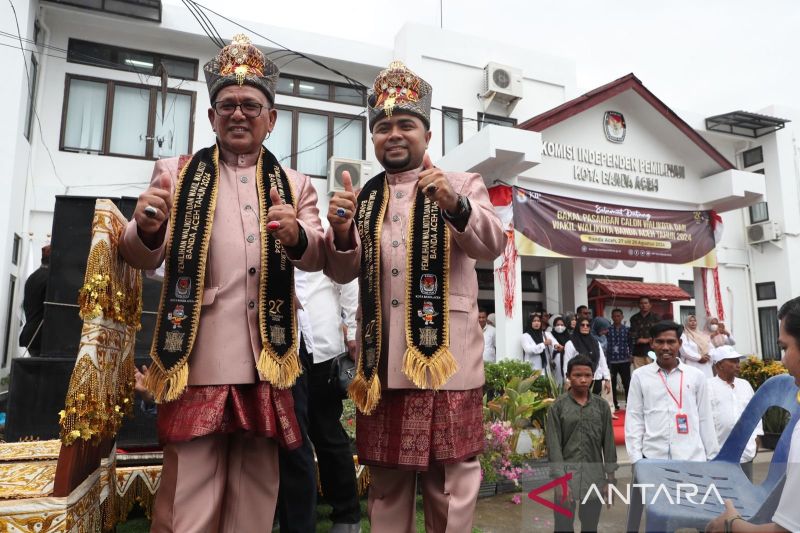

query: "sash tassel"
(348, 370), (382, 415)
(402, 346), (457, 390)
(257, 345), (301, 389)
(144, 360), (189, 403)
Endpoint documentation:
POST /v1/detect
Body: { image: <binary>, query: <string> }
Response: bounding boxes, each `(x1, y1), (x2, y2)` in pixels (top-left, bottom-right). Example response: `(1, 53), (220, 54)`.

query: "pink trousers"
(367, 457), (481, 533)
(150, 432), (278, 533)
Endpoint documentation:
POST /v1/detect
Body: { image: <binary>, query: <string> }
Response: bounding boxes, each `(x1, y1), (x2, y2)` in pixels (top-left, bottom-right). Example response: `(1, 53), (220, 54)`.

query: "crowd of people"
(479, 295), (789, 532)
(481, 295), (739, 414)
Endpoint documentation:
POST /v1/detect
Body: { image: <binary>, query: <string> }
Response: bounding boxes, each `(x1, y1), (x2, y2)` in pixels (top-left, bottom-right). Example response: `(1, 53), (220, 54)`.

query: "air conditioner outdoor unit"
(327, 157), (373, 195)
(482, 62), (523, 104)
(746, 221), (781, 245)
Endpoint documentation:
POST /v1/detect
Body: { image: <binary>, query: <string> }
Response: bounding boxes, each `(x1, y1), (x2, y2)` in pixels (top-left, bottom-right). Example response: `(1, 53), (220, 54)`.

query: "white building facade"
(1, 0), (794, 382)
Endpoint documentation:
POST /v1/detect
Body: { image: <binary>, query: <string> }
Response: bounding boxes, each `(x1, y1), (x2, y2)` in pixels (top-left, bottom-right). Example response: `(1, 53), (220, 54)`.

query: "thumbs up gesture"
(417, 153), (458, 213)
(328, 170), (357, 249)
(135, 172), (173, 238)
(266, 186), (301, 248)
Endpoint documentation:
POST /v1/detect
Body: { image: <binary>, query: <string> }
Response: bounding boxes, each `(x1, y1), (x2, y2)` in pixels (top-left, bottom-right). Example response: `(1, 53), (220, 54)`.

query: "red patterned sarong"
(157, 381), (301, 450)
(356, 387), (484, 470)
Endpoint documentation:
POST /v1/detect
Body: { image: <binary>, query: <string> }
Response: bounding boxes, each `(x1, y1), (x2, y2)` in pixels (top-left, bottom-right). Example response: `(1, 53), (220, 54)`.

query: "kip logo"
(528, 472), (574, 518)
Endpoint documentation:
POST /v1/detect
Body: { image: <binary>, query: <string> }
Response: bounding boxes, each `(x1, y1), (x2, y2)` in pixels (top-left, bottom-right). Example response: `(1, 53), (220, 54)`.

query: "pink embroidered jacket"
(119, 149), (325, 385)
(324, 166), (505, 391)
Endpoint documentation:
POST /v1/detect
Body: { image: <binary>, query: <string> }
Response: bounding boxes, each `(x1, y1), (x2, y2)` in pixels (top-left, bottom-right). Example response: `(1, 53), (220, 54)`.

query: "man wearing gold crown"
(325, 62), (506, 532)
(119, 34), (326, 532)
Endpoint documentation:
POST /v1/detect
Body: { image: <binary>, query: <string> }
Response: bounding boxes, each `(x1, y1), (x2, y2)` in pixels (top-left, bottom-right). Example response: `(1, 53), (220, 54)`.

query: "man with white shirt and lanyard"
(278, 270), (361, 533)
(625, 320), (719, 463)
(707, 345), (763, 481)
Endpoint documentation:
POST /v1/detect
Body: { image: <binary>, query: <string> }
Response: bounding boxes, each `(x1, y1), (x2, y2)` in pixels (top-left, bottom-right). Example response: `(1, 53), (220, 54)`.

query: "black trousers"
(553, 498), (603, 533)
(306, 356), (360, 524)
(591, 380), (603, 395)
(609, 362), (631, 409)
(278, 342), (360, 531)
(278, 339), (317, 532)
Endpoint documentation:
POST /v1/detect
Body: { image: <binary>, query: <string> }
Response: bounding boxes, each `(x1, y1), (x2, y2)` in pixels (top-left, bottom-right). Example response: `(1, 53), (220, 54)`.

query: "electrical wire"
(181, 0), (224, 49)
(185, 0), (368, 92)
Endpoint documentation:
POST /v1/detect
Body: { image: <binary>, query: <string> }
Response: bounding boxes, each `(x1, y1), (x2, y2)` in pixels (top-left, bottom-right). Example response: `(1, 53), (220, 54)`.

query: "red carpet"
(612, 409), (626, 445)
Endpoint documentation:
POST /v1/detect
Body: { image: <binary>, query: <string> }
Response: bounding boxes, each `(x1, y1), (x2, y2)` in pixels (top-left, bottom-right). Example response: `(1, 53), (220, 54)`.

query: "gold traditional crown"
(204, 34), (279, 103)
(368, 61), (432, 130)
(218, 34), (265, 85)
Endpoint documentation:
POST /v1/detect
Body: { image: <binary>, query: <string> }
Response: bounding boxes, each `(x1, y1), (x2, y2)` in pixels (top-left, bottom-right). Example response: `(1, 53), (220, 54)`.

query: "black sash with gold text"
(147, 145), (299, 402)
(348, 173), (456, 415)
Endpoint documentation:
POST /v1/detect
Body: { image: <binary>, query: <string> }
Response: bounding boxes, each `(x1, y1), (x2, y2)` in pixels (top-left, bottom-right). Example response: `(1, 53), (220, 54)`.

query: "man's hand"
(328, 171), (357, 249)
(418, 153), (459, 213)
(134, 365), (155, 404)
(603, 379), (611, 394)
(705, 499), (740, 533)
(700, 354), (711, 364)
(134, 173), (172, 245)
(266, 186), (300, 247)
(347, 339), (357, 361)
(603, 479), (616, 509)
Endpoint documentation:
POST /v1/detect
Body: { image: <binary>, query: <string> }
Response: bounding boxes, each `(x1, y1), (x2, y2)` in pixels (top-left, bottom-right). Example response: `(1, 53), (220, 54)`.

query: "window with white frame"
(23, 54), (39, 141)
(759, 306), (779, 360)
(266, 105), (365, 178)
(442, 107), (462, 155)
(749, 201), (769, 224)
(477, 112), (517, 130)
(60, 74), (195, 160)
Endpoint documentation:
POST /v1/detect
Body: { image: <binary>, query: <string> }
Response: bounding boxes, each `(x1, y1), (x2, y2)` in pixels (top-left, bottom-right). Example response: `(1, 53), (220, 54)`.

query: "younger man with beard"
(324, 61), (505, 531)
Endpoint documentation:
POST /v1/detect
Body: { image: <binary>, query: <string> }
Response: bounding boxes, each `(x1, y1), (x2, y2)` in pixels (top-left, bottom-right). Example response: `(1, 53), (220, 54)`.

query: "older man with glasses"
(120, 34), (326, 532)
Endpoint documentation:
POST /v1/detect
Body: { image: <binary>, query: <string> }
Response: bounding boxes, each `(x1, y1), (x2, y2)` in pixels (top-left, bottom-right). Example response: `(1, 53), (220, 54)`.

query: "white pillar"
(493, 252), (523, 361)
(693, 267), (708, 320)
(544, 260), (562, 315)
(561, 259), (588, 313)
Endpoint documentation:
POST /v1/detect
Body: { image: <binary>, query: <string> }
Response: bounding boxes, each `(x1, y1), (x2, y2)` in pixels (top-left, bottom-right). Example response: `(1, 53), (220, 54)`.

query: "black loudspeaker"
(5, 357), (158, 448)
(40, 195), (161, 358)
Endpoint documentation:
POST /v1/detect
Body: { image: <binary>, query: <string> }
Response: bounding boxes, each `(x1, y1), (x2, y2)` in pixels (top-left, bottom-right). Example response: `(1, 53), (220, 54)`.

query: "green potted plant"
(484, 374), (554, 453)
(483, 360), (538, 399)
(739, 357), (790, 449)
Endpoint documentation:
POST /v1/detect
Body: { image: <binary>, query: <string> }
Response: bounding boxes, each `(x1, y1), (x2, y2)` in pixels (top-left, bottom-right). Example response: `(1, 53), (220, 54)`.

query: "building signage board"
(513, 185), (717, 267)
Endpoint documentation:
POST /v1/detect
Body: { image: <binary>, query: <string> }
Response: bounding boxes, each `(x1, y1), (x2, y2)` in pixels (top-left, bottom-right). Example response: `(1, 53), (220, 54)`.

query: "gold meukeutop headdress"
(367, 61), (432, 130)
(204, 34), (279, 103)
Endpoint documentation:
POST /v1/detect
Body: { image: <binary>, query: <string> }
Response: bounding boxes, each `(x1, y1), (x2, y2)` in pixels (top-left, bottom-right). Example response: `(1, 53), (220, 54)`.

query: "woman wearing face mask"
(680, 314), (713, 378)
(706, 316), (736, 347)
(522, 313), (552, 374)
(563, 317), (611, 395)
(550, 316), (571, 385)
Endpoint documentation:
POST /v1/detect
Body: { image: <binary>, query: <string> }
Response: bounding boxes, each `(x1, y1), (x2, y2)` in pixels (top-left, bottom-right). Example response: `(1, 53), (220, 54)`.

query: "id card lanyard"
(658, 369), (689, 434)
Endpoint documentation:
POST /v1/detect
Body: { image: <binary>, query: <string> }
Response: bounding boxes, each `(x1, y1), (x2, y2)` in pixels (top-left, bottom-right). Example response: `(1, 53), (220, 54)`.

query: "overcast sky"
(214, 0), (799, 116)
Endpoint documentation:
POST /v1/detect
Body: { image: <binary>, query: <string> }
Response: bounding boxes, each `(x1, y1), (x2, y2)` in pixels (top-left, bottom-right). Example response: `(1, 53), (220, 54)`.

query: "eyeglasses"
(212, 101), (266, 118)
(579, 323), (591, 328)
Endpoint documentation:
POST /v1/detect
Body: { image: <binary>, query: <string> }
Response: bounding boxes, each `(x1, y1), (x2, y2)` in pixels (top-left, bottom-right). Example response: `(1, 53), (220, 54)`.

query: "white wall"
(0, 0), (41, 375)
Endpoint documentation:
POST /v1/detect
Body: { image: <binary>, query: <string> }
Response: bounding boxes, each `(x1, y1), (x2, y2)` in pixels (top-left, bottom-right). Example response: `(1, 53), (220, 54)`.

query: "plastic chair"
(625, 373), (800, 533)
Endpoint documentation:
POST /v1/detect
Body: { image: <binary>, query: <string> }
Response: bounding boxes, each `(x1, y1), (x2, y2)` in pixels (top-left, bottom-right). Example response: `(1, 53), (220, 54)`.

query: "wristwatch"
(724, 515), (743, 533)
(442, 194), (470, 220)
